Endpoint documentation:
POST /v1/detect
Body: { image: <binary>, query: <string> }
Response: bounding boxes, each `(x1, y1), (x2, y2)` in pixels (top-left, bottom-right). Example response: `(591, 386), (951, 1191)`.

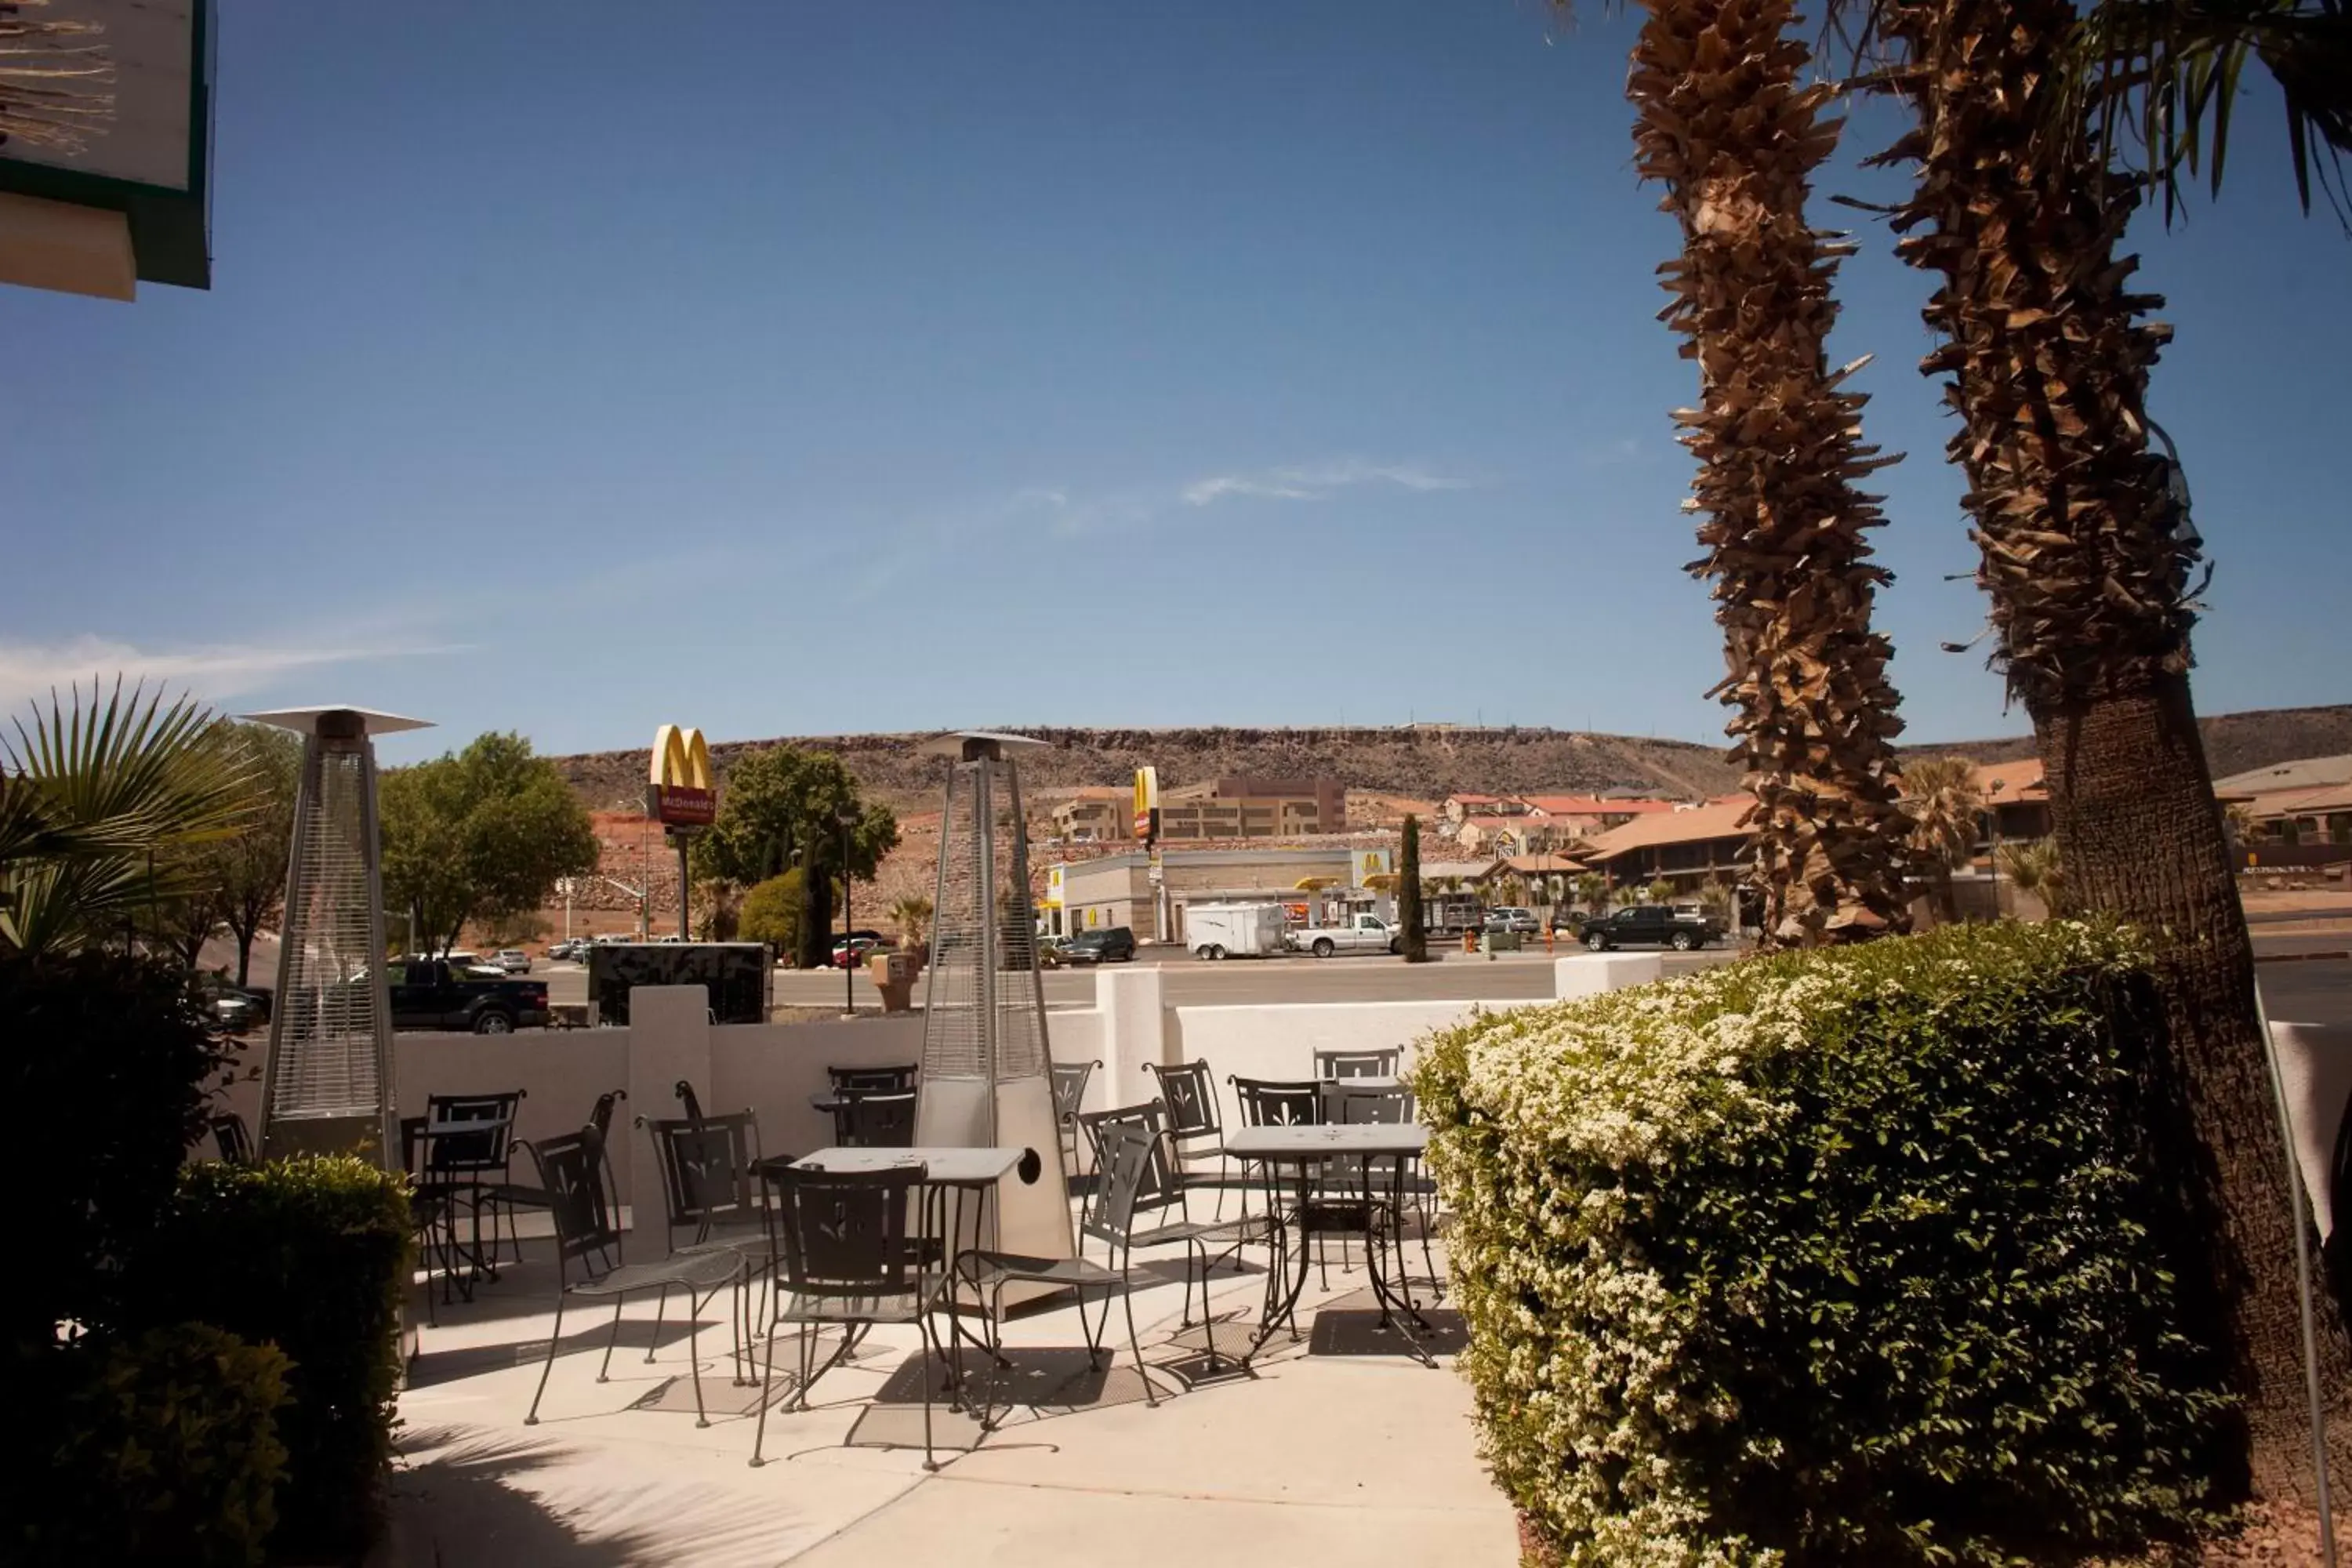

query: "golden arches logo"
(650, 725), (716, 826)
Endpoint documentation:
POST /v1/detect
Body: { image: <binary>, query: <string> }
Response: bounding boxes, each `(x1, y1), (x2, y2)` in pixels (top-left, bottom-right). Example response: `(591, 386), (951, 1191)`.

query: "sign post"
(1134, 766), (1167, 942)
(648, 725), (717, 938)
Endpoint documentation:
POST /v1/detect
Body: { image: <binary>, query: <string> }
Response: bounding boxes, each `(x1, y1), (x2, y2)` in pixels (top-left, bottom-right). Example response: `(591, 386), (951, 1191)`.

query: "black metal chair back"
(524, 1127), (623, 1281)
(1076, 1102), (1179, 1210)
(762, 1163), (927, 1299)
(423, 1091), (525, 1179)
(1314, 1047), (1400, 1080)
(1082, 1122), (1185, 1254)
(1330, 1083), (1414, 1125)
(1051, 1059), (1098, 1123)
(588, 1088), (628, 1140)
(830, 1087), (918, 1149)
(674, 1079), (706, 1123)
(1144, 1060), (1222, 1139)
(208, 1112), (255, 1163)
(1231, 1076), (1327, 1128)
(640, 1112), (763, 1247)
(826, 1065), (918, 1094)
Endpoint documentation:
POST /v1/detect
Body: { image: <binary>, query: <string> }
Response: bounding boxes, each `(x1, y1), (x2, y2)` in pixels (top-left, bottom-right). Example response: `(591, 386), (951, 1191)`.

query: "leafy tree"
(738, 871), (804, 959)
(690, 746), (897, 968)
(1399, 815), (1430, 963)
(1, 682), (256, 957)
(379, 734), (597, 956)
(206, 723), (302, 986)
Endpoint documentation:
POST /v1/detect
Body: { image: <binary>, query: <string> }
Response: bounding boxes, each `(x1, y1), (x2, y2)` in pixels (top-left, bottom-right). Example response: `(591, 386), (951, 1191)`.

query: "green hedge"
(132, 1156), (412, 1561)
(1414, 921), (2229, 1566)
(9, 1323), (290, 1568)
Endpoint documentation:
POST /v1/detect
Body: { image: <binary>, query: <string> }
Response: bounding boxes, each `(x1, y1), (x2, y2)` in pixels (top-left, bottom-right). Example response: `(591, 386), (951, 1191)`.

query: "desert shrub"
(0, 948), (227, 1345)
(739, 869), (804, 957)
(8, 1323), (290, 1568)
(131, 1156), (412, 1561)
(1414, 920), (2228, 1566)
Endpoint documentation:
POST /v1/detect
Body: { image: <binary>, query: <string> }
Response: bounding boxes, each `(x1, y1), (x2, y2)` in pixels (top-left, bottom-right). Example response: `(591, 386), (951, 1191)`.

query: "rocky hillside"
(554, 705), (2352, 815)
(1904, 702), (2352, 779)
(555, 724), (1751, 811)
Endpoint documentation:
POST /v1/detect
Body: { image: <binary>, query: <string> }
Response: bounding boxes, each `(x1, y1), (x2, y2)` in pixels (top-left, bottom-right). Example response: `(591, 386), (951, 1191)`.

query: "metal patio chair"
(421, 1091), (531, 1272)
(521, 1127), (745, 1429)
(750, 1162), (948, 1469)
(1051, 1059), (1100, 1178)
(827, 1087), (919, 1149)
(826, 1064), (919, 1094)
(1328, 1080), (1436, 1301)
(953, 1120), (1250, 1430)
(1313, 1047), (1401, 1080)
(1144, 1058), (1233, 1218)
(639, 1110), (775, 1375)
(1230, 1076), (1350, 1290)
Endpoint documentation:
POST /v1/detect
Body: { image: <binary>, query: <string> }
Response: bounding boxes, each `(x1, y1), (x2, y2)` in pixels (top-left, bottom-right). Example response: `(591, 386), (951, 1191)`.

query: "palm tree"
(887, 894), (933, 953)
(1623, 0), (1916, 951)
(1574, 870), (1611, 916)
(2, 682), (257, 957)
(1900, 757), (1983, 924)
(1837, 0), (2352, 1500)
(2000, 838), (2065, 915)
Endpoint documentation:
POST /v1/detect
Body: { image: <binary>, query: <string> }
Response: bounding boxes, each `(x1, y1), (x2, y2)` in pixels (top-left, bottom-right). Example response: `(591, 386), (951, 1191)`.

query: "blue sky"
(5, 0), (2345, 767)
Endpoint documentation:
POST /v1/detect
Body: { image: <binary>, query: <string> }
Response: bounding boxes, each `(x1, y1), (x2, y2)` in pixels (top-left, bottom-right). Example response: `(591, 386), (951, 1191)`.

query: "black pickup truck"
(1578, 905), (1726, 952)
(387, 958), (550, 1033)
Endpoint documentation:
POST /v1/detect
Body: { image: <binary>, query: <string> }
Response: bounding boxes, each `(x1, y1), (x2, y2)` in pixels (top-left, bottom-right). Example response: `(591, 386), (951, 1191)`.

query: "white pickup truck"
(1291, 913), (1403, 958)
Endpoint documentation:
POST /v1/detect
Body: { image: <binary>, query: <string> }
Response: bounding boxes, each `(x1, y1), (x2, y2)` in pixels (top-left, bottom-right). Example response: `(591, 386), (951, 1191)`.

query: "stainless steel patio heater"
(915, 731), (1074, 1274)
(244, 706), (431, 1164)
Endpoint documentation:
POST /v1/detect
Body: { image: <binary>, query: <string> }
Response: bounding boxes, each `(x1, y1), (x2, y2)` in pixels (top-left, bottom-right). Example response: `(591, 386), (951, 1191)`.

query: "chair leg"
(524, 1290), (568, 1425)
(750, 1312), (779, 1468)
(916, 1311), (940, 1472)
(591, 1297), (626, 1380)
(1196, 1242), (1221, 1368)
(687, 1290), (710, 1428)
(1121, 1286), (1159, 1409)
(645, 1284), (669, 1363)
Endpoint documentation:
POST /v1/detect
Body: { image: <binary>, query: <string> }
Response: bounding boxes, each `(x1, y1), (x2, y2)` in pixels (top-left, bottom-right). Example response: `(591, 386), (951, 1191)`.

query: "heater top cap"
(918, 730), (1048, 759)
(241, 706), (434, 737)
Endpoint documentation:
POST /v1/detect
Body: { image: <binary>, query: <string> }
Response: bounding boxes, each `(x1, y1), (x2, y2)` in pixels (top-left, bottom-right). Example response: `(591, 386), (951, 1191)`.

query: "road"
(528, 932), (2347, 1022)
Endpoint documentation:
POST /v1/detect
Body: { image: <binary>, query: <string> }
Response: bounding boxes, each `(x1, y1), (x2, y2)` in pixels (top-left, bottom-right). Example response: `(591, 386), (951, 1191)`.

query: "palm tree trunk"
(1628, 0), (1914, 951)
(1873, 0), (2347, 1501)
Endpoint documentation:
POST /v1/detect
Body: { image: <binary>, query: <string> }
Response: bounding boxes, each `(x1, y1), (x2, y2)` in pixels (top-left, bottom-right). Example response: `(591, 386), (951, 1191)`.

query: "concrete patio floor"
(383, 1214), (1513, 1567)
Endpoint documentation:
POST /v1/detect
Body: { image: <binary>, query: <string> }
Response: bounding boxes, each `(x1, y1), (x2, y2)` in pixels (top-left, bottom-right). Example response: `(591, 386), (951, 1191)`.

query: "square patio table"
(410, 1116), (520, 1301)
(779, 1146), (1029, 1387)
(1223, 1124), (1433, 1365)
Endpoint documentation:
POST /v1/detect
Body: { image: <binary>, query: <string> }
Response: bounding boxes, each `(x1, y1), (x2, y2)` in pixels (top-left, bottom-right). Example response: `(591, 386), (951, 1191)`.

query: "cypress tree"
(1399, 815), (1429, 963)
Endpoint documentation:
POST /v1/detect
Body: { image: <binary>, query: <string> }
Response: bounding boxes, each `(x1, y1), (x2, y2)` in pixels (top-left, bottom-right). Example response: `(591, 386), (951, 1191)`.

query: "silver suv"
(493, 949), (533, 974)
(1483, 906), (1541, 935)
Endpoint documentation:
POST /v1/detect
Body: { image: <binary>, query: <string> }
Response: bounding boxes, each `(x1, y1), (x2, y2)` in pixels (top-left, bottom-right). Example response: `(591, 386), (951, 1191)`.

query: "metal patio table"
(1223, 1123), (1435, 1367)
(780, 1145), (1028, 1396)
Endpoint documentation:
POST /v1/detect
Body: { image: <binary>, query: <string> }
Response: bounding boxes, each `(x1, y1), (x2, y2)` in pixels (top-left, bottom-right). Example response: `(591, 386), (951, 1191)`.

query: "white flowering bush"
(1414, 920), (2228, 1566)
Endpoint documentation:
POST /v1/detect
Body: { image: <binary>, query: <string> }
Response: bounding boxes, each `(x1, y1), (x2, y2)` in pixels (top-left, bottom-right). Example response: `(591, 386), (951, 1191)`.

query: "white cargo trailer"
(1185, 902), (1294, 960)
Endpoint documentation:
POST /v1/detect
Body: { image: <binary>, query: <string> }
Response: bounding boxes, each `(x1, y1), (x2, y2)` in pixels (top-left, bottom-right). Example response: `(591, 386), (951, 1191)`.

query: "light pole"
(838, 808), (858, 1016)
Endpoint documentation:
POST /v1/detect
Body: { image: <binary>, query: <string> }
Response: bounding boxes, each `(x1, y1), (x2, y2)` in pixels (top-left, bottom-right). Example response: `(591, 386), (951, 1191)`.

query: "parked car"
(1063, 926), (1138, 964)
(493, 949), (533, 974)
(547, 938), (590, 961)
(1548, 907), (1592, 935)
(1577, 904), (1726, 952)
(385, 958), (550, 1033)
(829, 936), (887, 969)
(196, 974), (271, 1032)
(1290, 913), (1402, 958)
(1038, 935), (1072, 969)
(1483, 906), (1541, 935)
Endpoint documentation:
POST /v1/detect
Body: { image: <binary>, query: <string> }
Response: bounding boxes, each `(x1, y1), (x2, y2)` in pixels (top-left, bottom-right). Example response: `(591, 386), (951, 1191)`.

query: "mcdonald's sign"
(649, 724), (716, 828)
(1133, 765), (1160, 844)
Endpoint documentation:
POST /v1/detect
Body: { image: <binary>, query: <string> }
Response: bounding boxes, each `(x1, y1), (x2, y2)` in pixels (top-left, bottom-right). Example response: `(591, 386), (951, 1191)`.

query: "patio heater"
(243, 706), (432, 1165)
(915, 732), (1074, 1277)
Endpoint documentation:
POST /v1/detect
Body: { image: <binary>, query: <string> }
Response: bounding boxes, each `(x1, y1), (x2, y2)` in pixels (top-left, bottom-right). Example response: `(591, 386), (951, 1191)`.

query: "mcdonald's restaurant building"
(1044, 845), (1396, 945)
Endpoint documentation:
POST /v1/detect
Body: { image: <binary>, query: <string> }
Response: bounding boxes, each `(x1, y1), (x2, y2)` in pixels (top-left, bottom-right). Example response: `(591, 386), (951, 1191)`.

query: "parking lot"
(521, 935), (2351, 1022)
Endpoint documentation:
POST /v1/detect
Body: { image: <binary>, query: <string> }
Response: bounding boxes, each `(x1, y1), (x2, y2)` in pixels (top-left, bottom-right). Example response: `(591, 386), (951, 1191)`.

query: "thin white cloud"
(1181, 459), (1474, 507)
(0, 635), (463, 711)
